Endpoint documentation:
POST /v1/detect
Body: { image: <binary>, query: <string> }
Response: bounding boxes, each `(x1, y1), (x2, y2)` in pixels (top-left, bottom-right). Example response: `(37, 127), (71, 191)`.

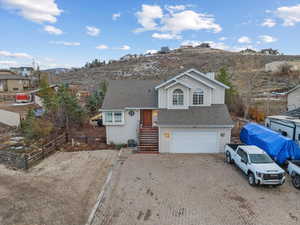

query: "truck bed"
(290, 160), (300, 167)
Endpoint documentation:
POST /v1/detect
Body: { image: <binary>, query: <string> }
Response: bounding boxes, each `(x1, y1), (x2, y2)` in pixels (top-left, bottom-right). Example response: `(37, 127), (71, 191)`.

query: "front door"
(142, 110), (152, 127)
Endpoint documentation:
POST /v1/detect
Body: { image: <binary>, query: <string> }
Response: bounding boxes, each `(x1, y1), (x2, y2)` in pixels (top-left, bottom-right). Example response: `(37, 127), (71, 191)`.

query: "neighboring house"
(10, 67), (34, 77)
(287, 85), (300, 111)
(101, 68), (234, 153)
(159, 46), (170, 54)
(0, 73), (30, 92)
(266, 108), (300, 146)
(0, 109), (20, 127)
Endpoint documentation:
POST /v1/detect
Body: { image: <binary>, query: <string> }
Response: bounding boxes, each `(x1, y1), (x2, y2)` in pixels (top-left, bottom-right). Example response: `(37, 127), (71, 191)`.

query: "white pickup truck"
(287, 161), (300, 189)
(225, 144), (286, 186)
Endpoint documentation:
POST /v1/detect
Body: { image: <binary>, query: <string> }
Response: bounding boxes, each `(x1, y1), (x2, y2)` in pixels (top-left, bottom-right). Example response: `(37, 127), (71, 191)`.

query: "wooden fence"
(69, 135), (106, 146)
(25, 133), (67, 168)
(0, 133), (67, 170)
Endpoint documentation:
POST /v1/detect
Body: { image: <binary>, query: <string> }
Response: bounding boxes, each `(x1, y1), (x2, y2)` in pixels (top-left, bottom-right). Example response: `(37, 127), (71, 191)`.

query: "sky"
(1, 0), (300, 69)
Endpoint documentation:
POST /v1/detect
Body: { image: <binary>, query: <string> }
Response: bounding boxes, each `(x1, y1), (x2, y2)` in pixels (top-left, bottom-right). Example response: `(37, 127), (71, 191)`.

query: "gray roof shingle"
(101, 80), (161, 109)
(157, 104), (233, 127)
(0, 74), (30, 80)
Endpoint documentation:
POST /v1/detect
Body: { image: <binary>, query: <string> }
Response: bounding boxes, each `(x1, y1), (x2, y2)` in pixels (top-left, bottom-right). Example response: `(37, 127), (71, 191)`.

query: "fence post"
(65, 133), (69, 143)
(85, 136), (88, 144)
(24, 155), (28, 170)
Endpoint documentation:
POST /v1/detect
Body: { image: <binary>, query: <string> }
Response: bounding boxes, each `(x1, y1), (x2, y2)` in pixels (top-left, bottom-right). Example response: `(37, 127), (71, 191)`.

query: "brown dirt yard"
(0, 150), (118, 225)
(92, 153), (300, 225)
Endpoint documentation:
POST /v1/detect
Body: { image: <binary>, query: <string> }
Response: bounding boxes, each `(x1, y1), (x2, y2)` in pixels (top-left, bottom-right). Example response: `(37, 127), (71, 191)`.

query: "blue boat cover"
(240, 123), (300, 164)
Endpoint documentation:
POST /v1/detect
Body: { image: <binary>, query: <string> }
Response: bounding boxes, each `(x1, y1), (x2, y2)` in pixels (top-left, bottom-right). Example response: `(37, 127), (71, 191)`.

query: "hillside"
(59, 47), (300, 96)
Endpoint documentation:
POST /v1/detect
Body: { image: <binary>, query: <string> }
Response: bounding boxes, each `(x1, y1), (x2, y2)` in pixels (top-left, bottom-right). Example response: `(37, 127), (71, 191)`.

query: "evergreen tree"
(216, 67), (236, 105)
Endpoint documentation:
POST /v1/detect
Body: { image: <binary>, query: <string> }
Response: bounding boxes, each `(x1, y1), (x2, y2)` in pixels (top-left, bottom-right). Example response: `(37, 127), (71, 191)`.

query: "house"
(159, 46), (170, 54)
(266, 108), (300, 146)
(101, 68), (234, 153)
(10, 67), (34, 77)
(240, 48), (257, 55)
(0, 72), (30, 92)
(287, 85), (300, 111)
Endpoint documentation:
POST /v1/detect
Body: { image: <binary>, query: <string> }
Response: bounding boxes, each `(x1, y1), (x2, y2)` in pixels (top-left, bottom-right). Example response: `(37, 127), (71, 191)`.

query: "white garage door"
(170, 130), (218, 153)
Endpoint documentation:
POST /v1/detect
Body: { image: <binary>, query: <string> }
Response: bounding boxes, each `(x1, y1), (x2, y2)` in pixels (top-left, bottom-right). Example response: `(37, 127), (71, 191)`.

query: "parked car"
(225, 144), (286, 186)
(287, 161), (300, 189)
(15, 93), (31, 103)
(89, 113), (103, 127)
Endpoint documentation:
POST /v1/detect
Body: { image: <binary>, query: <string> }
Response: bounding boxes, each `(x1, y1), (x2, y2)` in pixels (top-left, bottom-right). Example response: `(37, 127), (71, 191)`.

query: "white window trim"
(103, 111), (125, 125)
(192, 90), (204, 106)
(172, 89), (184, 106)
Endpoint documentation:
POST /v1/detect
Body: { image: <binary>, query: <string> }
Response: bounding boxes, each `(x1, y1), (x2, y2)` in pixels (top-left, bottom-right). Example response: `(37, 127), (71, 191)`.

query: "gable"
(155, 68), (229, 90)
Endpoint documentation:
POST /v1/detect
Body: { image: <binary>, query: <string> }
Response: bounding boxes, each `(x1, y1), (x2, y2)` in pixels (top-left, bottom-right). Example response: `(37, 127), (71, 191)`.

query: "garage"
(157, 105), (234, 154)
(170, 130), (218, 153)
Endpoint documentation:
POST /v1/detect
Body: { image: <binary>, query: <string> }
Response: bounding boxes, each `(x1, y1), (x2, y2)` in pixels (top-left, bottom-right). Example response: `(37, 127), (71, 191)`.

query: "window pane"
(173, 89), (184, 105)
(105, 112), (113, 122)
(193, 91), (204, 105)
(114, 112), (122, 122)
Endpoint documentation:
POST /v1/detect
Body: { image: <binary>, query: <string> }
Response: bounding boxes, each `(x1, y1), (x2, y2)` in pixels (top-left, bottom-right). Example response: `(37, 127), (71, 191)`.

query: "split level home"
(101, 68), (234, 153)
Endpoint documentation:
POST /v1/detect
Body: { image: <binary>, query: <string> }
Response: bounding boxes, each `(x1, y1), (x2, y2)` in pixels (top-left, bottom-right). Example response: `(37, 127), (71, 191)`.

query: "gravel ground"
(0, 150), (118, 225)
(92, 153), (300, 225)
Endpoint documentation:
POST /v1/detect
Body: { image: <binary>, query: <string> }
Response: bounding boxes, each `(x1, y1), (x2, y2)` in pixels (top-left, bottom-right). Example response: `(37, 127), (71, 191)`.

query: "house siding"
(106, 109), (140, 144)
(157, 72), (225, 109)
(159, 127), (231, 153)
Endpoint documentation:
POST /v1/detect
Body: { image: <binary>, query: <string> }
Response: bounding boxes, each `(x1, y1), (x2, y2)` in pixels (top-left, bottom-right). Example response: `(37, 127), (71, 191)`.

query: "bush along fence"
(0, 133), (67, 170)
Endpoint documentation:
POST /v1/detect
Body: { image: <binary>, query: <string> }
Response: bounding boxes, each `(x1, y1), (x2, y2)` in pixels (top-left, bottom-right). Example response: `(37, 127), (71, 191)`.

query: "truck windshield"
(249, 154), (273, 164)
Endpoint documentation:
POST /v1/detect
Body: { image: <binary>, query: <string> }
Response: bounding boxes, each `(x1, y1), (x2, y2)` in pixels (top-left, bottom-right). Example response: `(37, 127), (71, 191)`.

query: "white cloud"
(135, 4), (164, 32)
(261, 18), (276, 27)
(86, 26), (100, 36)
(231, 45), (257, 52)
(275, 4), (300, 26)
(0, 0), (62, 23)
(96, 45), (131, 51)
(96, 45), (108, 50)
(259, 35), (278, 43)
(165, 5), (186, 13)
(44, 25), (63, 35)
(0, 50), (32, 59)
(50, 41), (80, 46)
(219, 37), (227, 41)
(0, 60), (17, 66)
(112, 13), (121, 20)
(120, 45), (131, 50)
(152, 33), (181, 40)
(161, 10), (222, 34)
(238, 36), (251, 44)
(135, 5), (222, 34)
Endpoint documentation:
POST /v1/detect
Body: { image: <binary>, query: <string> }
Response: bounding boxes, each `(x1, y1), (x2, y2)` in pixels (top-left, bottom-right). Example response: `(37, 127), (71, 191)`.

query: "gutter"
(157, 124), (234, 128)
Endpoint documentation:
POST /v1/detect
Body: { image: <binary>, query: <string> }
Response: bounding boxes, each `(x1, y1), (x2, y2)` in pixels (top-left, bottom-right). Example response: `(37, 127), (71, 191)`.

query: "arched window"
(193, 89), (204, 105)
(173, 89), (184, 105)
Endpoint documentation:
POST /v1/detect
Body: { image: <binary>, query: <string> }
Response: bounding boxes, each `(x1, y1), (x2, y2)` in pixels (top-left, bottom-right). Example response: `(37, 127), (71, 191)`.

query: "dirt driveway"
(92, 153), (300, 225)
(0, 150), (118, 225)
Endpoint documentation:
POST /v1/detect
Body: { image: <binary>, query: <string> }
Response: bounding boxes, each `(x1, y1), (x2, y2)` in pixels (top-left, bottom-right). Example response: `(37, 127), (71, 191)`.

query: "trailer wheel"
(292, 175), (300, 189)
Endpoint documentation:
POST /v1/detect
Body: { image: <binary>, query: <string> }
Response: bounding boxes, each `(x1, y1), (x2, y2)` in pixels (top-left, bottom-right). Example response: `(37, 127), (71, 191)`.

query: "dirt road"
(0, 150), (118, 225)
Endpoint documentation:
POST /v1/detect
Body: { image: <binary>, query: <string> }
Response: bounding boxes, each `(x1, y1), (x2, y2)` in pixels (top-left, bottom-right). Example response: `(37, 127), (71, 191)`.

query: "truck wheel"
(225, 152), (233, 164)
(248, 172), (256, 186)
(292, 175), (300, 189)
